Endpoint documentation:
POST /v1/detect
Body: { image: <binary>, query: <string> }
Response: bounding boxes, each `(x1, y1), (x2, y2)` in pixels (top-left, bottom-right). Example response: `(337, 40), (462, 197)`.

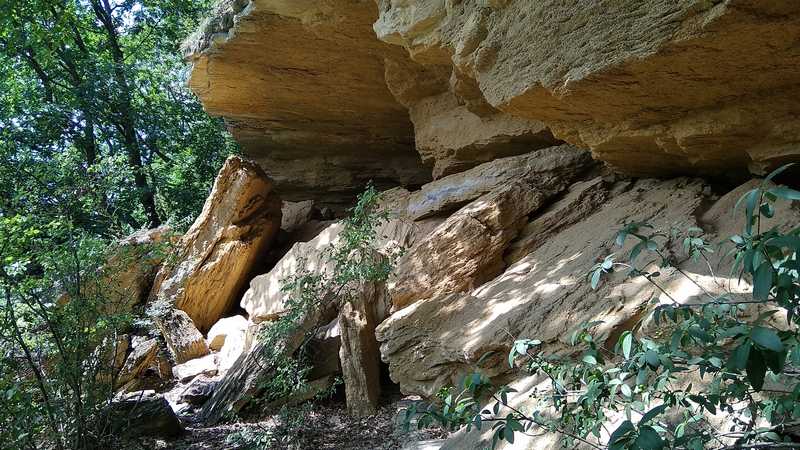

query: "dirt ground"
(121, 398), (448, 450)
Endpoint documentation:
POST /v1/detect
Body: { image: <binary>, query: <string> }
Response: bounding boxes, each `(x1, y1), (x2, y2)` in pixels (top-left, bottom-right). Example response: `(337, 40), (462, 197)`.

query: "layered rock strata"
(375, 0), (800, 176)
(184, 0), (432, 206)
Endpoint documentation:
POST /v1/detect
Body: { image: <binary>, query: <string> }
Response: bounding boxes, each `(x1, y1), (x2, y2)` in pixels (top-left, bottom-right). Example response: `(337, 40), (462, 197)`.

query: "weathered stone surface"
(217, 321), (247, 375)
(242, 215), (418, 323)
(338, 283), (383, 417)
(185, 0), (430, 207)
(405, 145), (593, 220)
(108, 390), (183, 438)
(375, 0), (800, 176)
(377, 178), (709, 396)
(281, 200), (315, 233)
(150, 156), (281, 332)
(180, 376), (219, 406)
(390, 157), (592, 311)
(384, 56), (559, 178)
(173, 354), (218, 382)
(207, 315), (248, 351)
(505, 177), (611, 265)
(155, 308), (210, 364)
(308, 318), (341, 380)
(241, 223), (343, 323)
(116, 338), (158, 388)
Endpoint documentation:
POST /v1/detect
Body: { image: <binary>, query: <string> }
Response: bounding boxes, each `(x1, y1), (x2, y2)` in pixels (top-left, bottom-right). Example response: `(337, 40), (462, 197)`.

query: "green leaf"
(763, 349), (787, 374)
(621, 384), (633, 398)
(751, 327), (784, 352)
(746, 349), (767, 391)
(753, 261), (773, 300)
(769, 186), (800, 201)
(727, 341), (751, 371)
(764, 163), (794, 182)
(634, 426), (665, 450)
(590, 268), (602, 290)
(608, 420), (635, 449)
(639, 404), (667, 425)
(620, 331), (634, 359)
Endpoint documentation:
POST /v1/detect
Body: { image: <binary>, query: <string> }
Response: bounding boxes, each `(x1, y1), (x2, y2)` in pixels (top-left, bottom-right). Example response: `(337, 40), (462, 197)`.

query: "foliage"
(0, 215), (160, 449)
(410, 166), (800, 449)
(0, 0), (236, 234)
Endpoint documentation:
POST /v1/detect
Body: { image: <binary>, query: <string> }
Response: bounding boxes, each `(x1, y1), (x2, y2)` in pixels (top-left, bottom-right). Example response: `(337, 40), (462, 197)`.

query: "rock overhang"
(185, 0), (800, 206)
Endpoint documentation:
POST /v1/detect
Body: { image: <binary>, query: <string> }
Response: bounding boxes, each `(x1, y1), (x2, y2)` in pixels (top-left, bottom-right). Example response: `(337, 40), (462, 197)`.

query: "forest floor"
(125, 397), (448, 450)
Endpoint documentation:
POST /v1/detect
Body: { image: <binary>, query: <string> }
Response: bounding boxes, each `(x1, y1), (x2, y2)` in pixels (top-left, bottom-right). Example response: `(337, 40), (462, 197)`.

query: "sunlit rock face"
(374, 0), (800, 176)
(185, 0), (432, 207)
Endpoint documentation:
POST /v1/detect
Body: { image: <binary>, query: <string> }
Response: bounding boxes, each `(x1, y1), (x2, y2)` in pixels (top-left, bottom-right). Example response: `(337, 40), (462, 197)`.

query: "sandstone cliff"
(110, 2), (800, 448)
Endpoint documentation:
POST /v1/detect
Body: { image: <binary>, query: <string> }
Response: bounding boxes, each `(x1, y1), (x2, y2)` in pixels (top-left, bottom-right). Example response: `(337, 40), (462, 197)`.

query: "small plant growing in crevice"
(229, 184), (401, 449)
(409, 165), (800, 449)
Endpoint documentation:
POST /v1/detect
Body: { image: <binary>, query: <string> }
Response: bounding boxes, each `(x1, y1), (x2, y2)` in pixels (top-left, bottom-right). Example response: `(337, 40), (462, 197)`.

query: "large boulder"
(390, 147), (593, 310)
(115, 338), (158, 388)
(149, 156), (281, 332)
(375, 0), (800, 176)
(207, 315), (248, 351)
(377, 178), (710, 396)
(108, 390), (183, 438)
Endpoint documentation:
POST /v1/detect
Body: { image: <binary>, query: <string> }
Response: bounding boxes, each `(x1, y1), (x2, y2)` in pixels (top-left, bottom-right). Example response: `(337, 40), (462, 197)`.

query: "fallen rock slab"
(149, 156), (281, 332)
(173, 354), (218, 382)
(505, 176), (611, 265)
(155, 308), (209, 364)
(390, 181), (548, 310)
(405, 145), (592, 220)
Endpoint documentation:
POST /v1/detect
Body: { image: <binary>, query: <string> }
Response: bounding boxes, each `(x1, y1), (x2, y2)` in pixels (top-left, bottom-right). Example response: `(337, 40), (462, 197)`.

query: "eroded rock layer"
(374, 0), (800, 176)
(185, 0), (432, 206)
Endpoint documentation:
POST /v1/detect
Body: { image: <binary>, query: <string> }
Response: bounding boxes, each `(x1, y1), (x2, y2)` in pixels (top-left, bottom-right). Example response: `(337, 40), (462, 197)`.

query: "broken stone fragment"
(116, 338), (158, 388)
(180, 375), (218, 406)
(281, 200), (316, 233)
(155, 308), (209, 364)
(173, 354), (218, 383)
(149, 155), (281, 332)
(206, 315), (248, 351)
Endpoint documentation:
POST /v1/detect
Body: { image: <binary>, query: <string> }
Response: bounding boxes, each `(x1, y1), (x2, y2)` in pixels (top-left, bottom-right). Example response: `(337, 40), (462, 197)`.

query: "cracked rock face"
(375, 0), (800, 176)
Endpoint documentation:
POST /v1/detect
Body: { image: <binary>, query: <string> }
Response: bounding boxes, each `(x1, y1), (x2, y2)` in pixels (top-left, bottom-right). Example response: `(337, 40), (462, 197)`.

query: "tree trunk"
(90, 0), (161, 227)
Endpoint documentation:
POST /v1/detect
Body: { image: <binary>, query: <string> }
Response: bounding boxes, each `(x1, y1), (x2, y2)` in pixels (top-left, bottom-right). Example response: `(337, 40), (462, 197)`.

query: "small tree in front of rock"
(227, 184), (401, 449)
(409, 166), (800, 449)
